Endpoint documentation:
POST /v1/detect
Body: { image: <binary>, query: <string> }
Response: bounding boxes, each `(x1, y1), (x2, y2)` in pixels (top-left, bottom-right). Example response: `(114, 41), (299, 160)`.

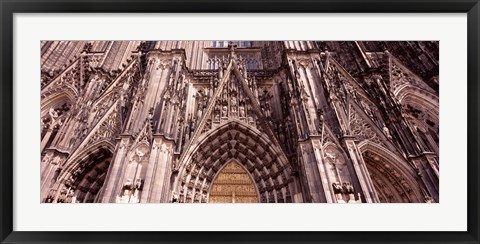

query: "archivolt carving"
(175, 121), (294, 203)
(359, 142), (423, 203)
(46, 142), (114, 203)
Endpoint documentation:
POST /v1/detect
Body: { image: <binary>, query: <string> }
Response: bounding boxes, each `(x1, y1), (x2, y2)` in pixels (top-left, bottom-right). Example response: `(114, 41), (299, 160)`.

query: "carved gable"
(390, 58), (434, 94)
(349, 104), (387, 148)
(188, 58), (279, 147)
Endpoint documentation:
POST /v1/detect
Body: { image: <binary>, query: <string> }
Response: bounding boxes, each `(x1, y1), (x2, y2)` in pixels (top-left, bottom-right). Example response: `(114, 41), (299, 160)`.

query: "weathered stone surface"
(40, 41), (439, 203)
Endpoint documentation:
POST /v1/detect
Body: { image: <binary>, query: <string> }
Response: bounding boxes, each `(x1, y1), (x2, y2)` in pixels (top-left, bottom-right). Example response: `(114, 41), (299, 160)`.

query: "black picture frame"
(1, 0), (479, 243)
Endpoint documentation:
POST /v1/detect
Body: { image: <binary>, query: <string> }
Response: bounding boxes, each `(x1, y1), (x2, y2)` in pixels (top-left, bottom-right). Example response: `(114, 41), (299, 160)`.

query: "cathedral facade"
(40, 41), (439, 203)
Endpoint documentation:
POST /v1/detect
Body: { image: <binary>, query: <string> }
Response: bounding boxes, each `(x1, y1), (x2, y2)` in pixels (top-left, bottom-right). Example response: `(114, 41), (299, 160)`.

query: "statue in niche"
(246, 104), (254, 122)
(264, 99), (271, 117)
(342, 182), (354, 195)
(168, 73), (174, 87)
(222, 103), (228, 117)
(48, 107), (60, 119)
(285, 117), (294, 140)
(93, 76), (105, 99)
(332, 182), (345, 203)
(184, 124), (190, 142)
(172, 192), (179, 203)
(278, 124), (286, 143)
(424, 195), (434, 203)
(196, 104), (203, 122)
(218, 65), (224, 79)
(231, 96), (237, 112)
(172, 158), (179, 171)
(214, 108), (220, 122)
(194, 193), (201, 202)
(383, 126), (393, 139)
(239, 106), (245, 118)
(176, 77), (183, 91)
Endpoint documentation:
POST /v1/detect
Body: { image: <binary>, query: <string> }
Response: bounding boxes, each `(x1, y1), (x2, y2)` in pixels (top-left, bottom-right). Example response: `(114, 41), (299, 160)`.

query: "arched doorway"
(359, 143), (424, 203)
(175, 121), (296, 203)
(46, 146), (113, 203)
(208, 161), (259, 203)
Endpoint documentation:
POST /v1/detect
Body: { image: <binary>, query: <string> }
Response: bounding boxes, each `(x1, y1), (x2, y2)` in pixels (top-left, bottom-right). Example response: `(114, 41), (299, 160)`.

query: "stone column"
(40, 128), (55, 152)
(343, 137), (379, 203)
(140, 136), (161, 203)
(101, 136), (131, 202)
(147, 139), (174, 202)
(311, 140), (334, 203)
(409, 153), (439, 202)
(40, 152), (62, 201)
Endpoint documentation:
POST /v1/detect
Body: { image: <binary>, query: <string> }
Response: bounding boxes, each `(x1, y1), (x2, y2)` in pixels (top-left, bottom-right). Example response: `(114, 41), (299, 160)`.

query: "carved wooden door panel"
(208, 161), (259, 203)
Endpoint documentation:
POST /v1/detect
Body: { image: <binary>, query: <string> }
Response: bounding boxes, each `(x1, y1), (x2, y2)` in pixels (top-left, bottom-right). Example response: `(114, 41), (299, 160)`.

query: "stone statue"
(172, 158), (179, 171)
(214, 109), (220, 122)
(168, 74), (174, 86)
(172, 192), (179, 203)
(342, 182), (354, 195)
(231, 96), (237, 112)
(332, 182), (345, 203)
(49, 107), (60, 120)
(239, 106), (245, 117)
(383, 126), (393, 139)
(196, 105), (203, 121)
(332, 182), (343, 194)
(222, 104), (228, 117)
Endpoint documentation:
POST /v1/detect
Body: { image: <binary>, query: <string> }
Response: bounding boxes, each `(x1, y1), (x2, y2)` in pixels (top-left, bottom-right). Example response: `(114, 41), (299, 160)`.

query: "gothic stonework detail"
(209, 161), (259, 203)
(40, 41), (439, 203)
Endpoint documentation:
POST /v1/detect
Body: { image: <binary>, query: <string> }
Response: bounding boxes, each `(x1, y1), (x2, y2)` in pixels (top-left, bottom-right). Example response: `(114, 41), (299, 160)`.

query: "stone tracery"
(40, 41), (439, 203)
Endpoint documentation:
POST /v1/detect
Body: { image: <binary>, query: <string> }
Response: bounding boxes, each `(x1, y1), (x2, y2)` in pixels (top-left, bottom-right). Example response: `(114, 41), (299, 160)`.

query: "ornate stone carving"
(349, 108), (387, 148)
(209, 161), (259, 203)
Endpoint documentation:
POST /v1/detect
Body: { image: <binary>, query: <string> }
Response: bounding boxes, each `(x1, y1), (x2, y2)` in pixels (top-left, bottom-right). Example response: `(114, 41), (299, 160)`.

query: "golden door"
(208, 161), (259, 203)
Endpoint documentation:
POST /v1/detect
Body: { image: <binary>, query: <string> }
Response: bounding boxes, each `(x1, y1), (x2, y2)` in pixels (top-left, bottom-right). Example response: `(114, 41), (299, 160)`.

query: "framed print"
(1, 0), (479, 243)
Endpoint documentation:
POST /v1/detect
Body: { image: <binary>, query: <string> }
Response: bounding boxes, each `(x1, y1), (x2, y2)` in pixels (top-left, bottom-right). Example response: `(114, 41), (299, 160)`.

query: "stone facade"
(40, 41), (439, 203)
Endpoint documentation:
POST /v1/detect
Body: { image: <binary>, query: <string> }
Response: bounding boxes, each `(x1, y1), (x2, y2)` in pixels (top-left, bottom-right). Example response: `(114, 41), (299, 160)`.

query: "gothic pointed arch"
(174, 120), (295, 203)
(41, 59), (81, 101)
(208, 160), (260, 203)
(396, 86), (439, 153)
(358, 141), (425, 203)
(40, 41), (439, 204)
(44, 140), (114, 203)
(322, 142), (355, 187)
(40, 91), (74, 151)
(181, 58), (283, 162)
(41, 91), (75, 116)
